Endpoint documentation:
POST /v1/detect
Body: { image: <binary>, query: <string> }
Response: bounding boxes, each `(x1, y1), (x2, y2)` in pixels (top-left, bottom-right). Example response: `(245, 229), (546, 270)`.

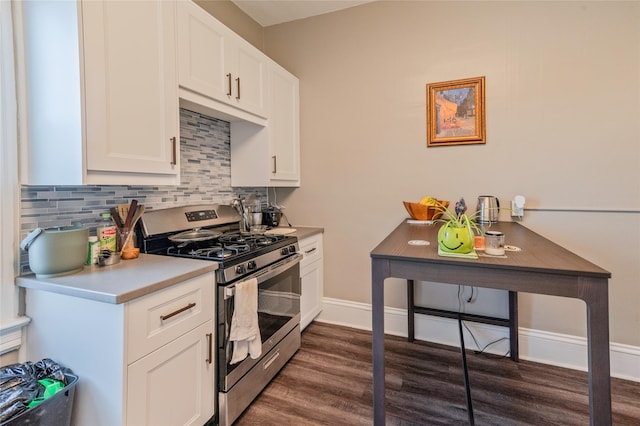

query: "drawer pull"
(263, 350), (280, 370)
(304, 247), (317, 255)
(206, 332), (213, 364)
(160, 302), (196, 321)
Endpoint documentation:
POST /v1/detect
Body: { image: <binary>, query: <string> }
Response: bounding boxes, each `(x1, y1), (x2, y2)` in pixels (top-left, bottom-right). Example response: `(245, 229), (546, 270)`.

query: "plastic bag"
(0, 359), (68, 423)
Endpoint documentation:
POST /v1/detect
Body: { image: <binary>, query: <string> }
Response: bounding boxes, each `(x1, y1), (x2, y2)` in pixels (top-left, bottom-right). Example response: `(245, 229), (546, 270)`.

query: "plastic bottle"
(86, 236), (100, 265)
(98, 213), (117, 253)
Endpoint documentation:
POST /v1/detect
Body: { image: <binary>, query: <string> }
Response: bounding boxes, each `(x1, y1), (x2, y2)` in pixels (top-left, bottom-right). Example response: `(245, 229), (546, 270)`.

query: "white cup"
(484, 231), (505, 256)
(252, 212), (263, 226)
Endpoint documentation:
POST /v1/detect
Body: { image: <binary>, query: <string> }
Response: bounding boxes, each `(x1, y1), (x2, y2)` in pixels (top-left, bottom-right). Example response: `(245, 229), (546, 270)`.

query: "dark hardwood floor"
(235, 322), (640, 425)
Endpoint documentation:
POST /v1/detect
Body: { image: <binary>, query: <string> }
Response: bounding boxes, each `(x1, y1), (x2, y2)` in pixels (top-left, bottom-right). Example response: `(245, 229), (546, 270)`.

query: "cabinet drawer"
(127, 272), (214, 363)
(299, 234), (323, 269)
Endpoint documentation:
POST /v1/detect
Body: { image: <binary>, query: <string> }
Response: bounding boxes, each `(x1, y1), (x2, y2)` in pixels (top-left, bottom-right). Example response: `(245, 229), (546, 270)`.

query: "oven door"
(218, 253), (302, 391)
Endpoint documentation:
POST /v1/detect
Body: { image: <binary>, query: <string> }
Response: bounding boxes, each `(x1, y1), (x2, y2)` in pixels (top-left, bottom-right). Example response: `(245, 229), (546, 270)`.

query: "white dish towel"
(229, 278), (262, 364)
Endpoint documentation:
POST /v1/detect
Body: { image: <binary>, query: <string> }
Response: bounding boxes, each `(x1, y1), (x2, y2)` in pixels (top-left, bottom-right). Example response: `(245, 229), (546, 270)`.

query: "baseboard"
(315, 297), (640, 383)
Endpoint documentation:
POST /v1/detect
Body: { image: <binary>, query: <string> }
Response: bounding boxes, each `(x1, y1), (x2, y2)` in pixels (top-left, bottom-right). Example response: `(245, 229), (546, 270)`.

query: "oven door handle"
(223, 253), (302, 300)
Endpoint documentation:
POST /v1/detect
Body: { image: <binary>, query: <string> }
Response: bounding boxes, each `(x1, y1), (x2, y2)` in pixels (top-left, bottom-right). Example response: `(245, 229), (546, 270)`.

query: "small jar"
(484, 231), (505, 256)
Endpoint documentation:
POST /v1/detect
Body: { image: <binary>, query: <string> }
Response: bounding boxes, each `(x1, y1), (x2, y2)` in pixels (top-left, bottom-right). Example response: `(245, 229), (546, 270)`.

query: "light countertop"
(16, 254), (217, 304)
(16, 227), (323, 305)
(279, 226), (324, 240)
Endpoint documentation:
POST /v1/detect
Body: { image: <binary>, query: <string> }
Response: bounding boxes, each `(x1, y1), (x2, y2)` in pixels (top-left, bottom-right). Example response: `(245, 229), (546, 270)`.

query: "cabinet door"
(300, 234), (323, 330)
(269, 62), (300, 185)
(127, 321), (215, 426)
(82, 1), (179, 177)
(300, 260), (323, 331)
(177, 0), (229, 102)
(227, 37), (267, 118)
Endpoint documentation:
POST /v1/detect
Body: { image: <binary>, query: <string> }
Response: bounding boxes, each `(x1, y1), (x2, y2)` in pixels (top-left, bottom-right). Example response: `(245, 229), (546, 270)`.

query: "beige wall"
(259, 1), (640, 346)
(202, 1), (640, 347)
(194, 0), (264, 51)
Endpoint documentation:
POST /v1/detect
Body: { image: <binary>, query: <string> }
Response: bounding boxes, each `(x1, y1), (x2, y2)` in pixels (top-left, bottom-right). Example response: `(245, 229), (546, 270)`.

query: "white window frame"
(1, 1), (30, 357)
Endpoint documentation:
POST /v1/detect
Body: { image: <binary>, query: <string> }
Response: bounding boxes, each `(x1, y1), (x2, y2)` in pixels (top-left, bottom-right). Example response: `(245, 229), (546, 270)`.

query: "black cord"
(457, 285), (511, 358)
(282, 212), (292, 227)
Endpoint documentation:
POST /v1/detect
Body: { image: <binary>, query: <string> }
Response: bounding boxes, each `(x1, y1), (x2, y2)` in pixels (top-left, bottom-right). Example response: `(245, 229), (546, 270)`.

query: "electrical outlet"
(511, 195), (525, 218)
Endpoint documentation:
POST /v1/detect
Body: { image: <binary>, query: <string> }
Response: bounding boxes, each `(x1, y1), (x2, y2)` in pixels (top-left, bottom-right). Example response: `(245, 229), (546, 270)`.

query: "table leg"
(583, 278), (612, 426)
(407, 280), (415, 342)
(372, 259), (388, 425)
(508, 291), (519, 361)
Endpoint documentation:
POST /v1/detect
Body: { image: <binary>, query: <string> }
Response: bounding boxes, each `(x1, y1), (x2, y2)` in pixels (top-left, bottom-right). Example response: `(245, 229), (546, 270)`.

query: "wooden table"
(370, 221), (612, 425)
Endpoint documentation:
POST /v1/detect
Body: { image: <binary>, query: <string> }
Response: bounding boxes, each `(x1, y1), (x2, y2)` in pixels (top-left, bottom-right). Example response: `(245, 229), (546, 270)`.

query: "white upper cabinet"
(82, 1), (179, 179)
(227, 36), (267, 118)
(177, 1), (228, 104)
(230, 63), (300, 187)
(16, 0), (180, 186)
(268, 62), (300, 184)
(177, 1), (267, 121)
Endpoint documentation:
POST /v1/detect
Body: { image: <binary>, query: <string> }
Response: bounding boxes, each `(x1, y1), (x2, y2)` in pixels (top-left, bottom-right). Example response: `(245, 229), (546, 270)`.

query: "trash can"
(0, 359), (77, 426)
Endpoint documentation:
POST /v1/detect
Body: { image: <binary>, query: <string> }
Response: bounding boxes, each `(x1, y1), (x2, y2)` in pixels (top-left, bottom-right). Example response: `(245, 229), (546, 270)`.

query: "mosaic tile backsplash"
(20, 108), (267, 271)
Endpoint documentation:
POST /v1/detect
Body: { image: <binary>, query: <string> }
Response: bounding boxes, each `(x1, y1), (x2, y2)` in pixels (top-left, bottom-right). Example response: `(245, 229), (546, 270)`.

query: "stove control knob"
(280, 248), (289, 255)
(236, 264), (246, 274)
(247, 260), (257, 270)
(289, 245), (296, 254)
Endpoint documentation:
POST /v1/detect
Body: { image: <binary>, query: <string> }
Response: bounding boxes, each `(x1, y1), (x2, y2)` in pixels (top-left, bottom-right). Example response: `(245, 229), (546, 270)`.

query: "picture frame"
(426, 76), (485, 147)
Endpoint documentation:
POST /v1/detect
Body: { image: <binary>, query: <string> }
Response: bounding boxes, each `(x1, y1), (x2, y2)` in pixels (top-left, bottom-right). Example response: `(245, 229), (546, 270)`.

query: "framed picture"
(426, 76), (485, 147)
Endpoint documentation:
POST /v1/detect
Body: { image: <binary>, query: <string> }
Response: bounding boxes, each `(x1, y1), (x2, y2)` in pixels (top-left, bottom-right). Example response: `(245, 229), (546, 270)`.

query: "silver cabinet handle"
(272, 156), (277, 174)
(235, 77), (241, 100)
(160, 302), (196, 320)
(305, 247), (317, 255)
(226, 73), (232, 96)
(206, 332), (212, 364)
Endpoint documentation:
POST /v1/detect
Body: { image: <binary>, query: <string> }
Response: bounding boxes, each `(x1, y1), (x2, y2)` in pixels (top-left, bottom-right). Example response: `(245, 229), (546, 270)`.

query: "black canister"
(261, 207), (282, 227)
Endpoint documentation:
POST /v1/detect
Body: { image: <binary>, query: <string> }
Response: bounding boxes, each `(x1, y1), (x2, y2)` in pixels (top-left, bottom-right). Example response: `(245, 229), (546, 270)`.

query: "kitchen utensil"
(264, 227), (297, 235)
(476, 196), (500, 223)
(123, 199), (138, 230)
(118, 203), (130, 225)
(20, 225), (89, 278)
(110, 207), (124, 229)
(262, 206), (282, 227)
(168, 228), (222, 247)
(403, 200), (449, 221)
(119, 205), (145, 253)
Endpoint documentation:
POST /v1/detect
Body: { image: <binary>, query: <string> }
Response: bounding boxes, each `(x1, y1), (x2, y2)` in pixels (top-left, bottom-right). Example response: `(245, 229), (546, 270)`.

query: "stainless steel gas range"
(137, 204), (301, 426)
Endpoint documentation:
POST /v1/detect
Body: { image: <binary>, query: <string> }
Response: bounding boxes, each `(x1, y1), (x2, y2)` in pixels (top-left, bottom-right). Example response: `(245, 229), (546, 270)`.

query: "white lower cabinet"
(299, 233), (324, 330)
(127, 321), (214, 426)
(24, 272), (215, 426)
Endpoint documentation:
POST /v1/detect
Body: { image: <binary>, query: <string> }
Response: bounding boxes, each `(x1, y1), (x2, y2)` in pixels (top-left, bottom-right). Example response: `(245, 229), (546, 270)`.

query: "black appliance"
(137, 204), (301, 426)
(261, 206), (282, 227)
